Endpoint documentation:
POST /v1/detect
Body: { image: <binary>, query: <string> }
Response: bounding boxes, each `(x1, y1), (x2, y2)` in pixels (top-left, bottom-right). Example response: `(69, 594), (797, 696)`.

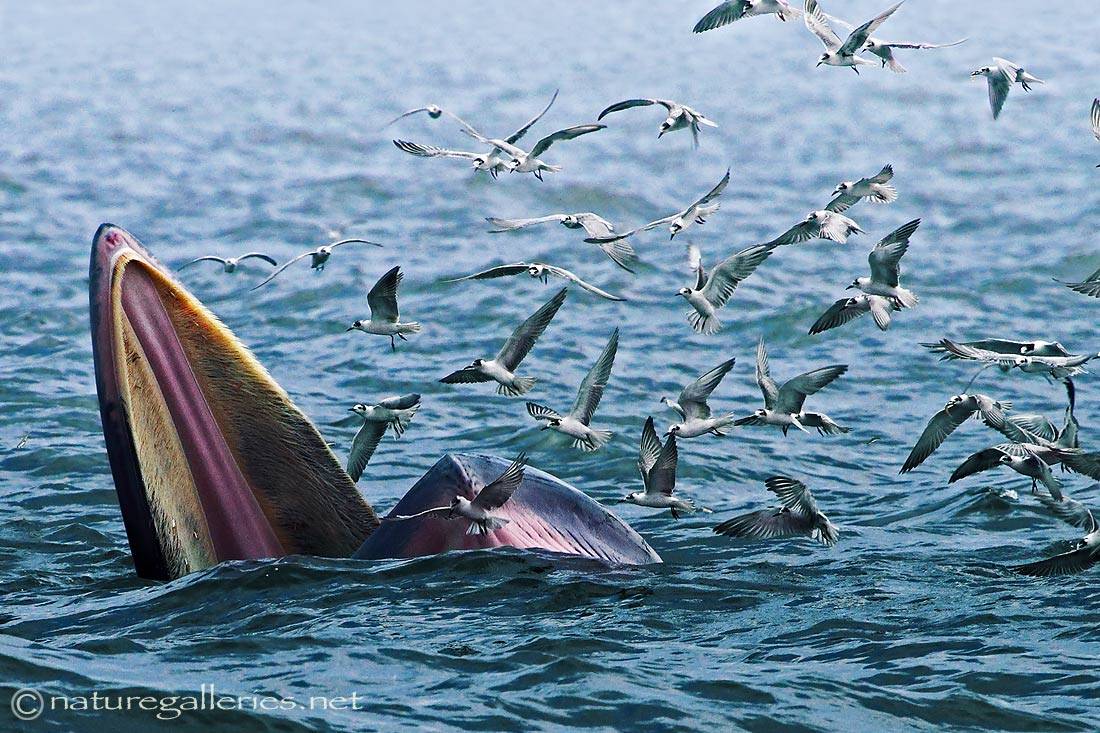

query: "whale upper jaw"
(89, 224), (377, 580)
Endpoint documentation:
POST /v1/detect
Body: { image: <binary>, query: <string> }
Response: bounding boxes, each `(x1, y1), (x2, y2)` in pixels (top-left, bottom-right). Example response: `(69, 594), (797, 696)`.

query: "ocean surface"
(2, 1), (1099, 730)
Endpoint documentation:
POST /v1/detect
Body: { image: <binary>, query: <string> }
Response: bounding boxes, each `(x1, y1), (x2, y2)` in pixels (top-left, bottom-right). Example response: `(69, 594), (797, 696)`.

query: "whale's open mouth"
(89, 224), (377, 579)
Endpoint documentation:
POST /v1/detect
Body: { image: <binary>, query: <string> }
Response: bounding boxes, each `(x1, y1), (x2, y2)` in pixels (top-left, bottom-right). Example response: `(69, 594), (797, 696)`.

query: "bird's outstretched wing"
(443, 263), (531, 282)
(472, 453), (528, 510)
(440, 367), (493, 384)
(883, 38), (967, 51)
(839, 1), (902, 55)
(250, 249), (315, 290)
(347, 421), (387, 482)
(495, 288), (568, 370)
(573, 213), (616, 239)
(392, 139), (482, 160)
(765, 475), (819, 516)
(638, 416), (663, 486)
(868, 218), (920, 287)
(763, 217), (818, 247)
(900, 398), (990, 473)
(367, 265), (402, 323)
(713, 507), (813, 540)
(486, 215), (567, 232)
(649, 434), (678, 497)
(1013, 543), (1099, 577)
(528, 124), (606, 159)
(775, 365), (848, 415)
(804, 0), (842, 51)
(755, 339), (780, 409)
(526, 401), (563, 422)
(378, 393), (422, 411)
(1092, 98), (1100, 142)
(691, 168), (731, 210)
(678, 358), (736, 422)
(238, 252), (278, 266)
(504, 89), (559, 145)
(693, 1), (751, 33)
(809, 295), (892, 334)
(180, 255), (228, 269)
(544, 265), (625, 301)
(700, 243), (775, 309)
(569, 328), (619, 424)
(986, 66), (1014, 120)
(597, 98), (670, 120)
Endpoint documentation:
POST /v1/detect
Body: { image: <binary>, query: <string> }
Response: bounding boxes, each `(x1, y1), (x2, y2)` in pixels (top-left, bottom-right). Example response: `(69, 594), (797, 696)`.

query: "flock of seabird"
(176, 1), (1100, 575)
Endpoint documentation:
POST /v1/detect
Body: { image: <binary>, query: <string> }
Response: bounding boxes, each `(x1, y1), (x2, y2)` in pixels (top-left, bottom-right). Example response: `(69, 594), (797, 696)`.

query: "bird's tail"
(576, 430), (613, 452)
(688, 310), (721, 335)
(399, 321), (422, 335)
(893, 288), (919, 309)
(499, 377), (536, 396)
(884, 56), (907, 74)
(596, 238), (638, 273)
(466, 517), (510, 535)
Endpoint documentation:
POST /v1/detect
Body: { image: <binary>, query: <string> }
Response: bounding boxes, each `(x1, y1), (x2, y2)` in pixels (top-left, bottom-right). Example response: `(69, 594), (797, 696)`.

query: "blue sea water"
(2, 0), (1099, 730)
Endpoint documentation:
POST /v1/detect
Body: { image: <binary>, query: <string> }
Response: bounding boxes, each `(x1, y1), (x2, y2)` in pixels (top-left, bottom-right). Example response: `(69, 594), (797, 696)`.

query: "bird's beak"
(845, 284), (855, 290)
(816, 60), (823, 68)
(539, 424), (550, 431)
(970, 70), (980, 77)
(345, 326), (354, 332)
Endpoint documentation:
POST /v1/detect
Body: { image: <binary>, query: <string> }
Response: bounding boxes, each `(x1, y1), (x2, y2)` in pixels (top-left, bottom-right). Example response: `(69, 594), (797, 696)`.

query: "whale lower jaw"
(356, 454), (661, 566)
(90, 224), (660, 580)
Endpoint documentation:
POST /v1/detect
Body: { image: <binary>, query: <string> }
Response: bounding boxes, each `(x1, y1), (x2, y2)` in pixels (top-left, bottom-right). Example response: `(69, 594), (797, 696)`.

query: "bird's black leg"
(852, 67), (860, 75)
(535, 170), (544, 182)
(782, 425), (789, 436)
(399, 333), (408, 341)
(671, 507), (680, 520)
(390, 335), (396, 352)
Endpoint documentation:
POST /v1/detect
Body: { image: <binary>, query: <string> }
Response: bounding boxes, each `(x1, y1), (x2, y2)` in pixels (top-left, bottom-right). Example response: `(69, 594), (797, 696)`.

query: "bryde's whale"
(89, 224), (660, 579)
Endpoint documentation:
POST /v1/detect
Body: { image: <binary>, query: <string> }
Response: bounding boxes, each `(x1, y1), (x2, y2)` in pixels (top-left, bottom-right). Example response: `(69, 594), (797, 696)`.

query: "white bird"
(346, 266), (421, 351)
(587, 169), (730, 243)
(622, 417), (706, 518)
(847, 218), (921, 308)
(485, 213), (637, 272)
(936, 340), (1094, 381)
(693, 0), (802, 33)
(826, 164), (897, 211)
(678, 243), (776, 334)
(1012, 499), (1100, 572)
(180, 252), (277, 273)
(462, 123), (605, 180)
(804, 0), (902, 73)
(391, 91), (559, 177)
(597, 98), (717, 148)
(971, 57), (1044, 120)
(662, 358), (737, 439)
(383, 104), (468, 129)
(921, 338), (1076, 362)
(250, 238), (382, 290)
(809, 293), (898, 334)
(440, 288), (567, 396)
(735, 339), (850, 435)
(345, 393), (421, 482)
(384, 454), (528, 535)
(444, 261), (625, 301)
(526, 328), (618, 452)
(899, 393), (1011, 473)
(714, 476), (839, 546)
(764, 207), (864, 247)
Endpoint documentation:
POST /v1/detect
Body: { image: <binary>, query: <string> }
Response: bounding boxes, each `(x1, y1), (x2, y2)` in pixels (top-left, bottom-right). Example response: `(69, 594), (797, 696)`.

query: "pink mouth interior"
(119, 264), (284, 561)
